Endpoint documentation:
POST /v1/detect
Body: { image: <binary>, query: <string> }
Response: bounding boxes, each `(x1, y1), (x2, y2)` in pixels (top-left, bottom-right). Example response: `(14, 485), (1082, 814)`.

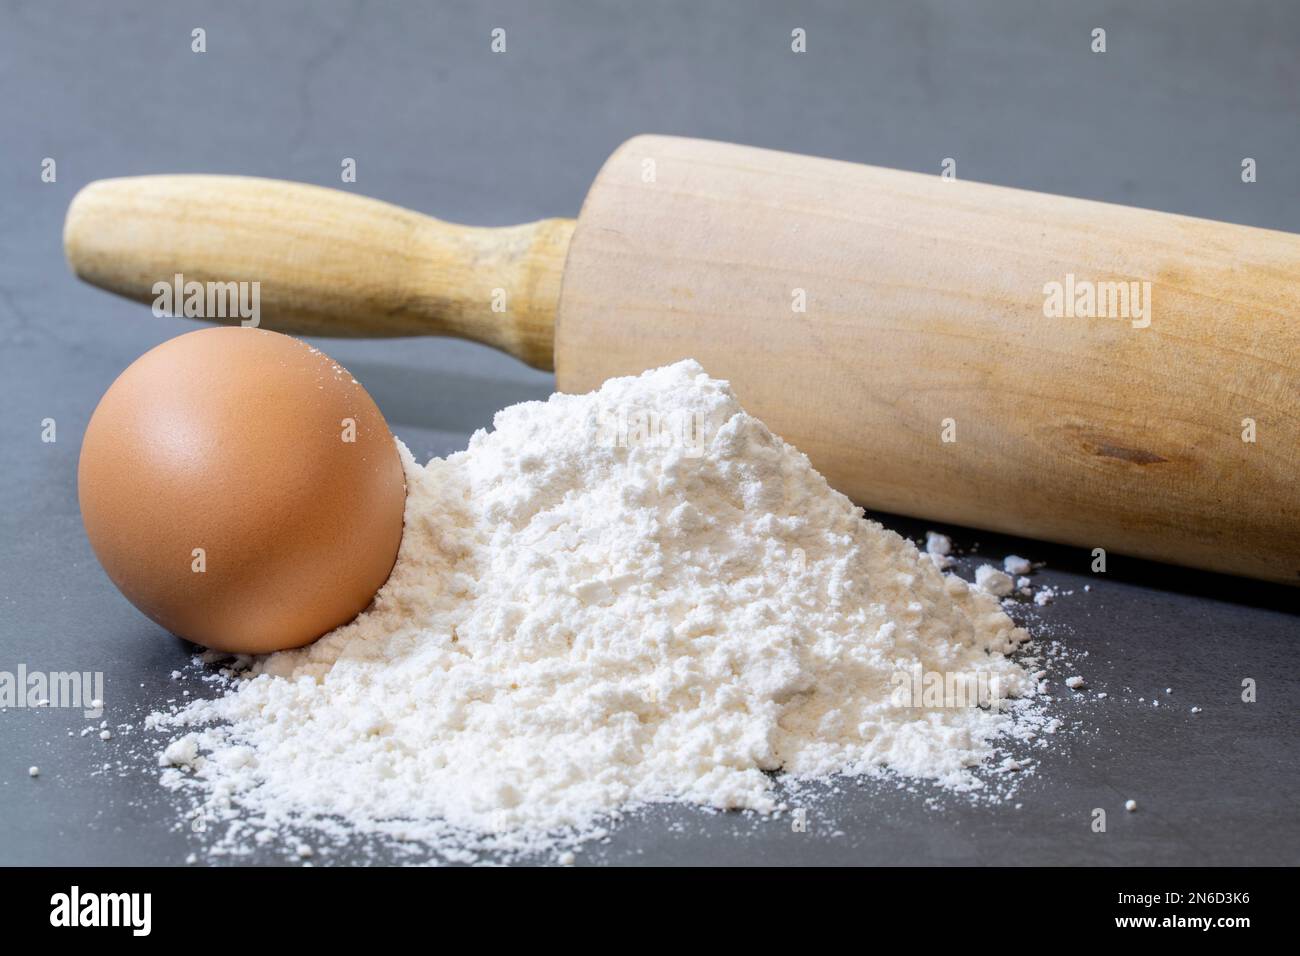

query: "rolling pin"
(63, 135), (1300, 584)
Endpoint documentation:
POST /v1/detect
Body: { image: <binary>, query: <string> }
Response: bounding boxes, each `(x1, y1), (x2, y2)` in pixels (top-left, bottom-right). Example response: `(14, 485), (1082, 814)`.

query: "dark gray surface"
(1, 0), (1296, 866)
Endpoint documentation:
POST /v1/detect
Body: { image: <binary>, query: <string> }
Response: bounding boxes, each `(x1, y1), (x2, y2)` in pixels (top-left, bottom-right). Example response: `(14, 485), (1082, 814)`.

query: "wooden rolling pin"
(64, 135), (1300, 584)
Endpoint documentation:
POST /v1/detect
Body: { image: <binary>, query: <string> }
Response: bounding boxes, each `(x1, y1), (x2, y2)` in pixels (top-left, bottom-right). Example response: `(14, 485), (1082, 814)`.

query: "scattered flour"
(1003, 555), (1032, 576)
(974, 564), (1015, 597)
(924, 531), (952, 556)
(160, 735), (200, 768)
(148, 361), (1057, 859)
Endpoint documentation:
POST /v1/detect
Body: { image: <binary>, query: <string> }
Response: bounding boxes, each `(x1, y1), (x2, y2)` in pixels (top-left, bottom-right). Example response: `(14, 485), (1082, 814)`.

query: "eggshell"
(78, 327), (406, 654)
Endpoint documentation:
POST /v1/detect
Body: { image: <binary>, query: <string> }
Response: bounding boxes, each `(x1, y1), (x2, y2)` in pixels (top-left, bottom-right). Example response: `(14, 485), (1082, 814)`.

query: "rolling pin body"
(559, 137), (1300, 583)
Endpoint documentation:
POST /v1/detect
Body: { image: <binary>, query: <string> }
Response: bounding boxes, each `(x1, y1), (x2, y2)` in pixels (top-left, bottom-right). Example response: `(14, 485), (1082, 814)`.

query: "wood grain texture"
(64, 175), (573, 370)
(557, 135), (1300, 583)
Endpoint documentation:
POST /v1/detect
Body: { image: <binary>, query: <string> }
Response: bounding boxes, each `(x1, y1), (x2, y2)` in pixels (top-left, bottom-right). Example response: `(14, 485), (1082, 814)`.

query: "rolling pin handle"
(63, 175), (574, 371)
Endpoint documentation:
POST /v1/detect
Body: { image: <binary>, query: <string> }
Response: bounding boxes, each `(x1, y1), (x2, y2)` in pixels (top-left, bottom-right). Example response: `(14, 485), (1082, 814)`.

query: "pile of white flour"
(150, 360), (1051, 858)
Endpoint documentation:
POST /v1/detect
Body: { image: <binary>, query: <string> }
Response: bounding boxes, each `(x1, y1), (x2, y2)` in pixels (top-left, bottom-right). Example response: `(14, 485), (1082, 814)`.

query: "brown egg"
(78, 327), (406, 654)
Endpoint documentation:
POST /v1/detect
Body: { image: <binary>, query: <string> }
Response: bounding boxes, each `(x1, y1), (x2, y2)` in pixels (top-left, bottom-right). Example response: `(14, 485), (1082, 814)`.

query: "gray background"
(1, 0), (1296, 866)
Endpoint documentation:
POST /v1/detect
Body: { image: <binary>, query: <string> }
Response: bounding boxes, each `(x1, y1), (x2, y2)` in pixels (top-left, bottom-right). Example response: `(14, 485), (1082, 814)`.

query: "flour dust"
(146, 361), (1076, 862)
